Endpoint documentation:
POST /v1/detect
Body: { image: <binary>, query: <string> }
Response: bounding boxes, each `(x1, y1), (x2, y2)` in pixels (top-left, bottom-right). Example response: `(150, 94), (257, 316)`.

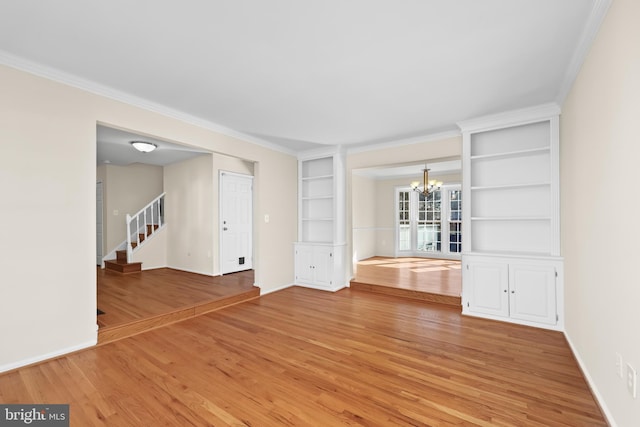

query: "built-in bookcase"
(463, 112), (559, 256)
(295, 149), (346, 292)
(300, 157), (334, 243)
(459, 104), (564, 331)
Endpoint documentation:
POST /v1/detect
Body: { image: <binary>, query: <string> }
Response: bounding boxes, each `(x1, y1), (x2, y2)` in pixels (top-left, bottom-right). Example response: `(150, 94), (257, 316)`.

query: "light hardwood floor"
(97, 268), (259, 343)
(1, 286), (605, 426)
(351, 257), (462, 306)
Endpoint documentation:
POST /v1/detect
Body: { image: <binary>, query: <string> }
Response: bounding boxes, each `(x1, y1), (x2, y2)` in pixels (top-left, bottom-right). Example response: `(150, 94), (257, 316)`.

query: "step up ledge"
(105, 260), (143, 274)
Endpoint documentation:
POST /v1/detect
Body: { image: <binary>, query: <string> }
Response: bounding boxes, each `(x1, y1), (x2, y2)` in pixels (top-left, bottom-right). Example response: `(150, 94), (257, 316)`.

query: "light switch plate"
(627, 363), (637, 398)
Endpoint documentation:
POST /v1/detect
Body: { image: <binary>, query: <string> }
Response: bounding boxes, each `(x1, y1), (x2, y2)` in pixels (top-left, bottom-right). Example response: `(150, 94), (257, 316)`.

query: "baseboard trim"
(166, 265), (215, 277)
(258, 283), (294, 296)
(564, 332), (617, 427)
(0, 339), (97, 374)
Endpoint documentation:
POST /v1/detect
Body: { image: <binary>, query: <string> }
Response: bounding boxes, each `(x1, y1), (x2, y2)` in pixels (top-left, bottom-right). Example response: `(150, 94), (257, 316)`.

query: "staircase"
(104, 249), (142, 273)
(104, 193), (165, 274)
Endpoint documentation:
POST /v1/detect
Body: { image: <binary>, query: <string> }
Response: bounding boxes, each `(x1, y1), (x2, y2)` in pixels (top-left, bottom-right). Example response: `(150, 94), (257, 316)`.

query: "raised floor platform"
(350, 257), (462, 307)
(97, 267), (259, 344)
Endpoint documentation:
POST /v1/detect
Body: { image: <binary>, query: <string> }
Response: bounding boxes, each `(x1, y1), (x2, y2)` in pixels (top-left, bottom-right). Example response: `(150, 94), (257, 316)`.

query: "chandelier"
(410, 164), (442, 196)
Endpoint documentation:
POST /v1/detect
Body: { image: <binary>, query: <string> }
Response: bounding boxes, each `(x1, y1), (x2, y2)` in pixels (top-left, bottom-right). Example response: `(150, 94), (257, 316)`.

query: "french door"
(396, 185), (461, 258)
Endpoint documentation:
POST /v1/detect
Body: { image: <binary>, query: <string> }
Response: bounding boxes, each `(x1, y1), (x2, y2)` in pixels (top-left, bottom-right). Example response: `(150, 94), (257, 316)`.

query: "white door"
(220, 172), (253, 274)
(96, 182), (103, 266)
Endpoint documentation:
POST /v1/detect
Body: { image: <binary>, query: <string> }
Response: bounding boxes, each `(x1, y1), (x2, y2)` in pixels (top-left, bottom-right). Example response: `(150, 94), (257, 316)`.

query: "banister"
(125, 192), (166, 262)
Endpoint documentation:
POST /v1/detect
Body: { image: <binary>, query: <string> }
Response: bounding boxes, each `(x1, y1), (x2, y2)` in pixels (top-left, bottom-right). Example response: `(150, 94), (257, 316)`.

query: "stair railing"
(126, 192), (166, 262)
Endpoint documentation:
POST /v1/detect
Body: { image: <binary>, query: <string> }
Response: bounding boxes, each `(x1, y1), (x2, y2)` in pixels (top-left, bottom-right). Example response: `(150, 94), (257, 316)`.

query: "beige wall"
(132, 226), (168, 270)
(352, 174), (377, 261)
(101, 163), (164, 253)
(96, 165), (108, 255)
(347, 136), (462, 273)
(0, 64), (297, 372)
(561, 0), (640, 424)
(164, 154), (214, 275)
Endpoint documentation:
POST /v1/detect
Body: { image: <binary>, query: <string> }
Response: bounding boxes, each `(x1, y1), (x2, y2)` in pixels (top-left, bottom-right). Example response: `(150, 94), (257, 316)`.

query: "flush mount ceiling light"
(130, 141), (157, 153)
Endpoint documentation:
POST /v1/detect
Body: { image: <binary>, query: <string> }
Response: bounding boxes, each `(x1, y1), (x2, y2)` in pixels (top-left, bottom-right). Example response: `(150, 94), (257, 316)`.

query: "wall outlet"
(627, 363), (637, 398)
(616, 353), (623, 378)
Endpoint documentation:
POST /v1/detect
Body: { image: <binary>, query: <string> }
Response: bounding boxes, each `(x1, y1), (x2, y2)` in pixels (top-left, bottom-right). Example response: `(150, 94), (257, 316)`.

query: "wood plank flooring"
(97, 267), (259, 343)
(1, 286), (605, 426)
(351, 257), (462, 306)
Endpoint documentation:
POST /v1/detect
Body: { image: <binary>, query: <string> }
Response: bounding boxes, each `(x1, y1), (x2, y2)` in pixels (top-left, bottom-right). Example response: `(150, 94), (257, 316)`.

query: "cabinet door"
(467, 261), (509, 317)
(312, 246), (334, 288)
(509, 263), (557, 325)
(294, 245), (314, 284)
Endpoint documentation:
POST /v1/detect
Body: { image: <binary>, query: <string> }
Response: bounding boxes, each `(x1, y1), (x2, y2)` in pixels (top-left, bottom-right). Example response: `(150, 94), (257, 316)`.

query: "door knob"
(223, 227), (228, 231)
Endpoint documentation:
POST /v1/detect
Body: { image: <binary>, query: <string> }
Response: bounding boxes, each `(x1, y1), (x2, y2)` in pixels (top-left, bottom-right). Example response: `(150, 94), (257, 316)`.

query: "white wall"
(561, 0), (640, 424)
(0, 64), (297, 372)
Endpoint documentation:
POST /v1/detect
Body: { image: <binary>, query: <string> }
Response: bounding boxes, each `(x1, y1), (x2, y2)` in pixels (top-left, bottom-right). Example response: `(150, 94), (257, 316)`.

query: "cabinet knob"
(511, 290), (515, 294)
(503, 289), (507, 293)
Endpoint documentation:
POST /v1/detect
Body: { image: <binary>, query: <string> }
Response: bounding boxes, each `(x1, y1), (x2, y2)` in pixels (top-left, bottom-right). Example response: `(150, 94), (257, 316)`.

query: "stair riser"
(104, 260), (142, 274)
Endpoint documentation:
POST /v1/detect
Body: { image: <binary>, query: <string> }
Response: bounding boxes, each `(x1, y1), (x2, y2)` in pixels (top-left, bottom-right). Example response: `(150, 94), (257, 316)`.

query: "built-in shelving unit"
(294, 148), (346, 292)
(300, 156), (335, 243)
(459, 103), (564, 331)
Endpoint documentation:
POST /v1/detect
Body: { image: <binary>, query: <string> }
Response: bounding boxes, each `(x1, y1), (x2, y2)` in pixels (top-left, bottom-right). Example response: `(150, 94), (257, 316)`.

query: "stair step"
(116, 250), (127, 263)
(350, 281), (461, 307)
(146, 224), (159, 234)
(104, 259), (142, 274)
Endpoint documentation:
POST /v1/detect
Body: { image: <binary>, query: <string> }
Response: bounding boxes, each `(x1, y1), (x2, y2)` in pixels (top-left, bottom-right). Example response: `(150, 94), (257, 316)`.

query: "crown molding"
(555, 0), (613, 105)
(457, 103), (561, 133)
(345, 129), (461, 155)
(0, 50), (296, 156)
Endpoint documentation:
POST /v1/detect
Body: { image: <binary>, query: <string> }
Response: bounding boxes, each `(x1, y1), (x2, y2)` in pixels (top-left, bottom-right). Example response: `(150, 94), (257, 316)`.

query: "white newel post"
(126, 213), (132, 263)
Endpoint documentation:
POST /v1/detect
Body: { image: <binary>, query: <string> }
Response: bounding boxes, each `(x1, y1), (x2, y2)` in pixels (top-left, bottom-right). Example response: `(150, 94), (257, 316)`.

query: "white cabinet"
(463, 255), (561, 328)
(294, 148), (347, 292)
(294, 243), (345, 292)
(466, 260), (509, 317)
(509, 262), (557, 325)
(459, 104), (564, 330)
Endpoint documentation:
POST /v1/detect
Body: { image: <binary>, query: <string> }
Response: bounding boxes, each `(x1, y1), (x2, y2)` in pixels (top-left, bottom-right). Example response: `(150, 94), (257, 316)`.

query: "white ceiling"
(96, 126), (209, 167)
(354, 159), (462, 180)
(0, 1), (601, 154)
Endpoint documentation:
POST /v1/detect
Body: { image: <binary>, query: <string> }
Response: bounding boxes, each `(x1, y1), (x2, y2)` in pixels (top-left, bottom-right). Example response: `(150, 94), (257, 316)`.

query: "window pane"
(399, 224), (410, 250)
(448, 189), (462, 252)
(417, 189), (442, 252)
